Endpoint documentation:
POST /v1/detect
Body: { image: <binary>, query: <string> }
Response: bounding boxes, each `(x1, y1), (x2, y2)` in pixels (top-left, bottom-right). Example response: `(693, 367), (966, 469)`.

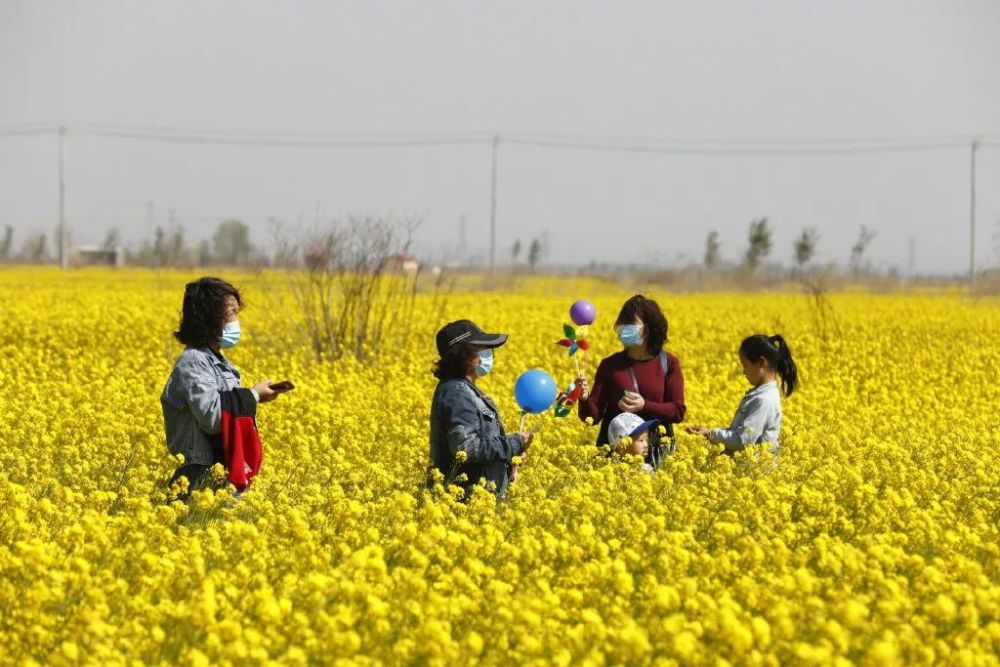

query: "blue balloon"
(514, 369), (558, 414)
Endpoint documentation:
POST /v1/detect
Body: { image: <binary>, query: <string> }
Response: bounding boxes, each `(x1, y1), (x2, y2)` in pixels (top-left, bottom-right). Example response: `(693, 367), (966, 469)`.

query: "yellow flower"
(1, 269), (998, 665)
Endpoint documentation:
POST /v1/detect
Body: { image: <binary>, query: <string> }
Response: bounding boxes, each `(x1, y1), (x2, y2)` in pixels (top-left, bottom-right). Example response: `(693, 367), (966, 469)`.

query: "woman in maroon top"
(578, 294), (686, 449)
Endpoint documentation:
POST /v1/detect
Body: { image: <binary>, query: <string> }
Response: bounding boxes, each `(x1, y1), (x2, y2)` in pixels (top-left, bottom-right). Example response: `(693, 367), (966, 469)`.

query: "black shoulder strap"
(658, 351), (676, 442)
(628, 352), (670, 392)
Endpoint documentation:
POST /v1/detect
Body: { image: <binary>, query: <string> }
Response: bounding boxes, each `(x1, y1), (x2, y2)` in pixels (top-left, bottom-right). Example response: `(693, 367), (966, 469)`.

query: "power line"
(4, 123), (998, 153)
(506, 130), (985, 146)
(0, 125), (60, 137)
(75, 127), (490, 148)
(77, 122), (491, 141)
(503, 135), (972, 156)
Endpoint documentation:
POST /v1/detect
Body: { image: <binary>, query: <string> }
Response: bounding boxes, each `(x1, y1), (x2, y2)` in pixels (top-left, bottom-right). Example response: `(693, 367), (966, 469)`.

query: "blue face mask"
(219, 321), (241, 349)
(617, 324), (644, 347)
(475, 348), (494, 377)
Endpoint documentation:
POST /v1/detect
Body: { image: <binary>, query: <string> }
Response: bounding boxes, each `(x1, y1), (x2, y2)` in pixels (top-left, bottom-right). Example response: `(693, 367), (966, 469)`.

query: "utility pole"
(457, 213), (467, 265)
(489, 133), (499, 279)
(146, 200), (155, 234)
(970, 139), (978, 293)
(908, 237), (916, 279)
(993, 214), (1000, 268)
(58, 126), (67, 269)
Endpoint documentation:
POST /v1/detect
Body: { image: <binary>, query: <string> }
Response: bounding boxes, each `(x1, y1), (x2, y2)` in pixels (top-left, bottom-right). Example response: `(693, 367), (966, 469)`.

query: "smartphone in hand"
(268, 380), (296, 393)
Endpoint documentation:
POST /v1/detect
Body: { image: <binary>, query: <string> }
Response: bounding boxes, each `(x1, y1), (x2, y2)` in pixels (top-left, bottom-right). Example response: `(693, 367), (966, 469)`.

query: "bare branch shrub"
(272, 214), (450, 361)
(799, 263), (841, 343)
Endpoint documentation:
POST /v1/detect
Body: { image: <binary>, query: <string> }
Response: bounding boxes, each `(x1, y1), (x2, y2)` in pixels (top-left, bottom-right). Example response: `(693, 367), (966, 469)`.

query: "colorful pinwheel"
(556, 323), (590, 357)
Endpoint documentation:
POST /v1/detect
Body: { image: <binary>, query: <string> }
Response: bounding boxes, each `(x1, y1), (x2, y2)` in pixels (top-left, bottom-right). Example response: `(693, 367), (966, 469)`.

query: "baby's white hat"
(608, 413), (659, 449)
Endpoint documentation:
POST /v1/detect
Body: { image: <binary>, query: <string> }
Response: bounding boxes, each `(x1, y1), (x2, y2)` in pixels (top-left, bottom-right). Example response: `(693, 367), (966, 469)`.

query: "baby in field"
(607, 412), (663, 473)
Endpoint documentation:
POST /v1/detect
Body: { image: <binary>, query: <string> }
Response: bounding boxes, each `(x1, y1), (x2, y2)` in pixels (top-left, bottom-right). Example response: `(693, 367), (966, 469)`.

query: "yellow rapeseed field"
(1, 268), (998, 666)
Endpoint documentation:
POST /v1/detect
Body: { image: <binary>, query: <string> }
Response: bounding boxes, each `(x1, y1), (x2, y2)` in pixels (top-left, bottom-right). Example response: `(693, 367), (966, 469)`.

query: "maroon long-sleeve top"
(578, 350), (686, 446)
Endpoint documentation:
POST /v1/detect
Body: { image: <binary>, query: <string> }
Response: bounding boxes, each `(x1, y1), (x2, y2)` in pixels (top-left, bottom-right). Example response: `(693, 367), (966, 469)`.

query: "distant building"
(73, 245), (126, 268)
(386, 252), (420, 275)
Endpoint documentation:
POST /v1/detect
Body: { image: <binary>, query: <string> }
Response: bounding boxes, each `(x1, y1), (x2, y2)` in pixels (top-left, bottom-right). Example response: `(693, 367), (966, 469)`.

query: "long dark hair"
(740, 334), (798, 397)
(433, 343), (478, 380)
(615, 294), (668, 355)
(174, 277), (242, 348)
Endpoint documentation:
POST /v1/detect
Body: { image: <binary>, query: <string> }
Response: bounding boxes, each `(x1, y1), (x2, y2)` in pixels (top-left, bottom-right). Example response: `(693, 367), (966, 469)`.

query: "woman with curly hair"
(578, 294), (686, 466)
(160, 277), (282, 494)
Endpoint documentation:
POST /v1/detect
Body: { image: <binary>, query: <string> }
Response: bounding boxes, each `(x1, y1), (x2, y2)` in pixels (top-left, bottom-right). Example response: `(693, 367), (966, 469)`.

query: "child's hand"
(685, 425), (710, 437)
(577, 374), (590, 401)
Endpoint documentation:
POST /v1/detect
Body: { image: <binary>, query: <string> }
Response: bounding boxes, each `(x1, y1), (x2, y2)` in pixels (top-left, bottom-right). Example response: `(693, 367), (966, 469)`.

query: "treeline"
(700, 217), (879, 277)
(0, 219), (270, 268)
(123, 219), (269, 268)
(0, 224), (49, 263)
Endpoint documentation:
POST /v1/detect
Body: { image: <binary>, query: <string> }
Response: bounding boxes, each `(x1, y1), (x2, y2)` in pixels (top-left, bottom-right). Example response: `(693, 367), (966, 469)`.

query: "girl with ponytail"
(686, 334), (797, 455)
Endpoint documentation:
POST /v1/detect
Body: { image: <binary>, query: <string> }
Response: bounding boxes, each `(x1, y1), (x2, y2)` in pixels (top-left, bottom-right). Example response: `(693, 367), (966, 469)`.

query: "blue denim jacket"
(161, 347), (246, 466)
(429, 378), (524, 496)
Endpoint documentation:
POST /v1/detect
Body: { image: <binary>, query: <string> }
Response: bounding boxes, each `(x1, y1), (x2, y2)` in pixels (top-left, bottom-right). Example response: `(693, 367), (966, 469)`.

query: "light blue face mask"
(475, 348), (494, 377)
(617, 324), (645, 347)
(219, 320), (241, 349)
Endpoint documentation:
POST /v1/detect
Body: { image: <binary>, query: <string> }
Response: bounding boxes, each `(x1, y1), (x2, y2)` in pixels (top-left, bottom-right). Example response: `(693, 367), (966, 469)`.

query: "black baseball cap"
(436, 319), (508, 356)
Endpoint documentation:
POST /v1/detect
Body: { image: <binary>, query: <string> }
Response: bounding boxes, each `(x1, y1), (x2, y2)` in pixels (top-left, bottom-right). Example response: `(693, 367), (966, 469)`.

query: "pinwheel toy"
(557, 323), (591, 376)
(556, 323), (590, 357)
(553, 378), (585, 418)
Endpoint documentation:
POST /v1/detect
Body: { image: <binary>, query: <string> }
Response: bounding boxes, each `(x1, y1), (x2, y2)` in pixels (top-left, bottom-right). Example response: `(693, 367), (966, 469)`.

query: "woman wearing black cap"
(429, 319), (532, 498)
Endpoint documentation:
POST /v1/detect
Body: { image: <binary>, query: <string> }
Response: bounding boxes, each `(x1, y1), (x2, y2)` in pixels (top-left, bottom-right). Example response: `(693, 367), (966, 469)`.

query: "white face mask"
(475, 349), (494, 377)
(616, 324), (644, 347)
(219, 320), (241, 349)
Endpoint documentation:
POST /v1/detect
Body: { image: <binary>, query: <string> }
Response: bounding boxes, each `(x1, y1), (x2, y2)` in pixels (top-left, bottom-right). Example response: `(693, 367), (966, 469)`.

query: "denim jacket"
(429, 378), (524, 496)
(161, 347), (247, 466)
(709, 380), (782, 455)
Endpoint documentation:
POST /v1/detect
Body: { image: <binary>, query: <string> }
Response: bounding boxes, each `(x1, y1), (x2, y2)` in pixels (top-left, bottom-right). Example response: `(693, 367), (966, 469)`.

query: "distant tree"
(745, 217), (772, 272)
(704, 230), (721, 270)
(528, 238), (542, 272)
(0, 225), (13, 261)
(511, 239), (522, 266)
(22, 233), (49, 263)
(850, 225), (877, 276)
(102, 227), (122, 250)
(152, 227), (167, 266)
(168, 225), (185, 266)
(793, 228), (819, 269)
(197, 239), (213, 267)
(213, 219), (253, 266)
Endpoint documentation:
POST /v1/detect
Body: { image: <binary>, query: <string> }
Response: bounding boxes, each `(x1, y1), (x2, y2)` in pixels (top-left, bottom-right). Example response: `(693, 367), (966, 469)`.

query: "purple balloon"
(570, 300), (596, 326)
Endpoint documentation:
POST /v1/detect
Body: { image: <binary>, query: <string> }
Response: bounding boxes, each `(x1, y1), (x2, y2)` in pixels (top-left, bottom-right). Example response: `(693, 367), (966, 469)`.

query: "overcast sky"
(2, 0), (999, 272)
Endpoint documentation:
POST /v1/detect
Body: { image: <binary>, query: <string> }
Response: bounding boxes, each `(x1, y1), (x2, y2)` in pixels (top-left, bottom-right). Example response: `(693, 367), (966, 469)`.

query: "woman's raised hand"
(253, 379), (279, 403)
